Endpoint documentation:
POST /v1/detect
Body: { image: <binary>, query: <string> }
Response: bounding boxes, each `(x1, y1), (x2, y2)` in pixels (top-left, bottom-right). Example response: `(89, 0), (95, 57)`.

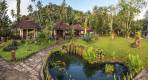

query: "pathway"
(0, 42), (64, 80)
(134, 68), (148, 80)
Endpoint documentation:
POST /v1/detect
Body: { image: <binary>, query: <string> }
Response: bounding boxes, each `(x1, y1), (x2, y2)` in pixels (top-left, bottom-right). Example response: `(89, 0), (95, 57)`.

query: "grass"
(74, 36), (148, 67)
(0, 40), (54, 61)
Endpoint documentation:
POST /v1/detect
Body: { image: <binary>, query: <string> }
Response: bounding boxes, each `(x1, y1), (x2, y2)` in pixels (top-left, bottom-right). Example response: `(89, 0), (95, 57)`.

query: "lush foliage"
(0, 0), (12, 37)
(61, 41), (104, 63)
(26, 0), (147, 37)
(0, 40), (54, 61)
(82, 33), (93, 42)
(127, 54), (144, 78)
(36, 32), (48, 43)
(84, 47), (96, 63)
(3, 40), (18, 51)
(74, 37), (148, 67)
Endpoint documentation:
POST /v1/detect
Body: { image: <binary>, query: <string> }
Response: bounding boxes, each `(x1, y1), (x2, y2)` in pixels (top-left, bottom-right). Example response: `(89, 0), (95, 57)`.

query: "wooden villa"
(53, 21), (70, 39)
(71, 24), (83, 36)
(16, 18), (41, 40)
(53, 21), (93, 39)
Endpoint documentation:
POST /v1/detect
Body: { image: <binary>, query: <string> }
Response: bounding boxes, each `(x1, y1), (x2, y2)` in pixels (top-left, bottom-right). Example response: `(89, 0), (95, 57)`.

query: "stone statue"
(131, 32), (141, 48)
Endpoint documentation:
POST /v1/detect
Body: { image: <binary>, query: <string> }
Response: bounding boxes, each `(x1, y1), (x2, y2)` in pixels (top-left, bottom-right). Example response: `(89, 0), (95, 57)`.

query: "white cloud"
(6, 0), (31, 21)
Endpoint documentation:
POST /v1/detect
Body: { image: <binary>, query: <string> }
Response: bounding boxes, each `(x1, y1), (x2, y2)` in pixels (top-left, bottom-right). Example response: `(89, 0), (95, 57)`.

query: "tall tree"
(0, 0), (11, 37)
(36, 0), (43, 23)
(108, 5), (116, 34)
(118, 0), (146, 38)
(61, 0), (67, 22)
(16, 0), (21, 22)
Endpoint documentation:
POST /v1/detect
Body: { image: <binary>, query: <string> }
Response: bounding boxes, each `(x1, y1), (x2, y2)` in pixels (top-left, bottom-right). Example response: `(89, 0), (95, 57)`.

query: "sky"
(6, 0), (148, 20)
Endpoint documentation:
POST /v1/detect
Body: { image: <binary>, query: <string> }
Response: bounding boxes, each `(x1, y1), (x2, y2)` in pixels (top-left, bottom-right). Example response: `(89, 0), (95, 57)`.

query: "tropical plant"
(84, 47), (96, 63)
(82, 33), (93, 42)
(3, 40), (18, 51)
(127, 54), (144, 79)
(36, 32), (48, 43)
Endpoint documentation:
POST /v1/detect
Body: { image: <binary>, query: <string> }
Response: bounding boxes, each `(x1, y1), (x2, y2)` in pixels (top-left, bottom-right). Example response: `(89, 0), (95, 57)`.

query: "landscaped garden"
(1, 0), (148, 80)
(41, 36), (148, 80)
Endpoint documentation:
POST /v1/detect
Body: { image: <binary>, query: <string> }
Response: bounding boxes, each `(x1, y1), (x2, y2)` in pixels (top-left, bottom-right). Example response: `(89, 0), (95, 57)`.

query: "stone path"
(0, 42), (64, 80)
(134, 68), (148, 80)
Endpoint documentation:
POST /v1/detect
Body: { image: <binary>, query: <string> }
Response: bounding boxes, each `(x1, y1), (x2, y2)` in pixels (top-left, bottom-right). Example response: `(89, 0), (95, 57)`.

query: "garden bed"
(0, 40), (55, 61)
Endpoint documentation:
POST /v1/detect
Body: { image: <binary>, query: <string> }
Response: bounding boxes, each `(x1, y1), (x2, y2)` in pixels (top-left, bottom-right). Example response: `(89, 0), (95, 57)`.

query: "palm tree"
(36, 1), (42, 10)
(16, 0), (21, 22)
(27, 4), (33, 20)
(0, 0), (7, 20)
(11, 9), (15, 18)
(27, 4), (33, 14)
(36, 0), (43, 23)
(61, 0), (67, 22)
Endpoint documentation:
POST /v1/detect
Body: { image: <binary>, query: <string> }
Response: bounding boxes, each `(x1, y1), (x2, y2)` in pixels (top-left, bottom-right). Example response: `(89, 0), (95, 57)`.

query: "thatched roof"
(54, 21), (70, 30)
(71, 24), (83, 31)
(17, 20), (41, 29)
(54, 21), (93, 32)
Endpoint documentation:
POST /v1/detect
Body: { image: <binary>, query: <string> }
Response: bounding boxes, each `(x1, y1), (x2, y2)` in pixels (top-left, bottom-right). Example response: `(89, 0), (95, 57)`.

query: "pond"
(48, 52), (128, 80)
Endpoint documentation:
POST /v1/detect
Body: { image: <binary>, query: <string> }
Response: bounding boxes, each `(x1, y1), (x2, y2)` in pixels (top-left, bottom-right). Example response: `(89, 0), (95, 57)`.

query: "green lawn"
(74, 37), (148, 67)
(0, 40), (54, 61)
(1, 37), (148, 68)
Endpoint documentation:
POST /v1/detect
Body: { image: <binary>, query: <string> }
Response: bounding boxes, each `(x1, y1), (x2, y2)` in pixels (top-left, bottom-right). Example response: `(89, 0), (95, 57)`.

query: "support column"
(26, 29), (28, 40)
(19, 29), (21, 38)
(20, 29), (23, 39)
(34, 29), (36, 39)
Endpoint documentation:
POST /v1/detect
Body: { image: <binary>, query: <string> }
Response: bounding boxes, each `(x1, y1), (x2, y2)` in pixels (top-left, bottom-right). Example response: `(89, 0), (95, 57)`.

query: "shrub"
(84, 47), (96, 63)
(3, 40), (18, 51)
(82, 33), (92, 42)
(96, 48), (104, 61)
(127, 54), (144, 79)
(37, 32), (48, 43)
(21, 40), (26, 44)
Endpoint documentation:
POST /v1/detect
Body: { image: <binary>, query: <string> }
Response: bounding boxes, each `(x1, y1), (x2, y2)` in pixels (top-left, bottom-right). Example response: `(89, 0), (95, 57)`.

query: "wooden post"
(19, 29), (21, 38)
(34, 29), (36, 39)
(11, 49), (16, 61)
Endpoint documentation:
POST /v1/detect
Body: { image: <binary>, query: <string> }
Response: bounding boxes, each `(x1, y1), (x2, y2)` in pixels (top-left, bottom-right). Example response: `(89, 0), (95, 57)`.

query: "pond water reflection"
(48, 53), (128, 80)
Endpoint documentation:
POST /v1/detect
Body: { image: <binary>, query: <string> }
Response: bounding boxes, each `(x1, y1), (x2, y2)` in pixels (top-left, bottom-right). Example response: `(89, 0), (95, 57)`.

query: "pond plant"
(105, 64), (114, 74)
(127, 54), (144, 79)
(96, 48), (104, 62)
(84, 47), (96, 63)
